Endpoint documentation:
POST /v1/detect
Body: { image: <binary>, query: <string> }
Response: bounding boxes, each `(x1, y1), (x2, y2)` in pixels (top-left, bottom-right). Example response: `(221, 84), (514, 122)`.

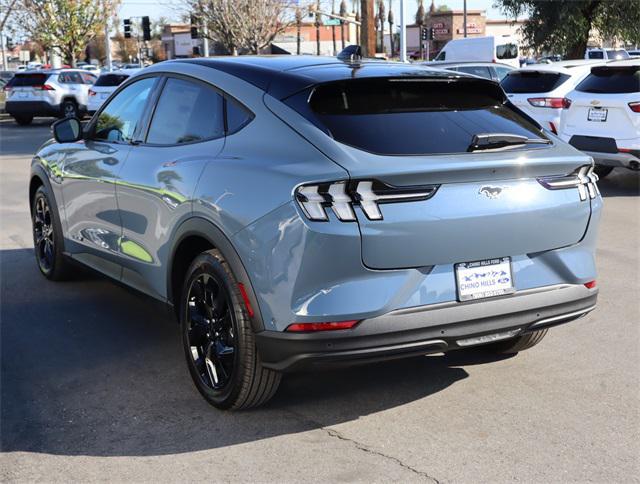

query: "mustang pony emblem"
(479, 186), (507, 199)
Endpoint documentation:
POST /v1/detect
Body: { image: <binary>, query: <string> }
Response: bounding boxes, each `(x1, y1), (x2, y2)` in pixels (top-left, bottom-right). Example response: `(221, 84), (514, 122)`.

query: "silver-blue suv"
(30, 57), (601, 409)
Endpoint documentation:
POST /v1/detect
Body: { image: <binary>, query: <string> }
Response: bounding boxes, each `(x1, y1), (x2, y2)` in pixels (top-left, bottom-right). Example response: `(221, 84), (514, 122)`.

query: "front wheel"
(31, 186), (73, 280)
(180, 249), (281, 410)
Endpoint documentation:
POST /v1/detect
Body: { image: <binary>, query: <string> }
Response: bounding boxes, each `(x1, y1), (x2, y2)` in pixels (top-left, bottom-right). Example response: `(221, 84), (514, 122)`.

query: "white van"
(433, 36), (520, 68)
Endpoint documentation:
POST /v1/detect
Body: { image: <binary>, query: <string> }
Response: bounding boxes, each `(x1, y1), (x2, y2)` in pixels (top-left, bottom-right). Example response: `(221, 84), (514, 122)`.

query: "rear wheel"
(482, 329), (548, 354)
(61, 99), (78, 118)
(180, 249), (281, 410)
(594, 166), (613, 178)
(31, 186), (73, 280)
(14, 115), (33, 125)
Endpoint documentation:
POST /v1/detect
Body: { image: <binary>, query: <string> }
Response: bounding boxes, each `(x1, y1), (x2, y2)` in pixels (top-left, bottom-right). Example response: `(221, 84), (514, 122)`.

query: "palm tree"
(416, 0), (425, 60)
(378, 0), (385, 54)
(388, 1), (394, 57)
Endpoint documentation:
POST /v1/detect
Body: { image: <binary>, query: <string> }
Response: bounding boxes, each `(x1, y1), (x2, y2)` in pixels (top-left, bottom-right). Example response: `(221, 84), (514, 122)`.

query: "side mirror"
(52, 117), (83, 143)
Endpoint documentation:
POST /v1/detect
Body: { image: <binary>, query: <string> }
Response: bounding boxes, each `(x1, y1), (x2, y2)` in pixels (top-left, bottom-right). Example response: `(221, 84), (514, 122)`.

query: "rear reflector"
(286, 320), (360, 332)
(237, 283), (254, 318)
(457, 329), (521, 347)
(584, 280), (597, 289)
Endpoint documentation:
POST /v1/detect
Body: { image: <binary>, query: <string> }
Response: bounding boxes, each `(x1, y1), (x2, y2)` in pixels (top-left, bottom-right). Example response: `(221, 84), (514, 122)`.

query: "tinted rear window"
(95, 73), (129, 87)
(501, 71), (570, 93)
(10, 73), (50, 87)
(285, 78), (545, 155)
(587, 51), (604, 59)
(576, 66), (640, 93)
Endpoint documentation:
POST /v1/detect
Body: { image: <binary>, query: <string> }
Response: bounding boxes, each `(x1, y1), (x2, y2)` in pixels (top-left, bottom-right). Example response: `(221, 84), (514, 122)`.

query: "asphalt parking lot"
(1, 116), (639, 482)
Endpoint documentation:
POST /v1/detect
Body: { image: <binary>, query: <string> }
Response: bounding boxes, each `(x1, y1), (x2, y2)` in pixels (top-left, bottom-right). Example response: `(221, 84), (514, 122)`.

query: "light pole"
(463, 0), (467, 38)
(399, 0), (407, 62)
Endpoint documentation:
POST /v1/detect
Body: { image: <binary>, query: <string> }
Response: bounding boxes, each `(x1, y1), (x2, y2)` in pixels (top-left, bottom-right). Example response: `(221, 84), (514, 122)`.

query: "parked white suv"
(4, 69), (97, 125)
(559, 60), (640, 177)
(87, 70), (140, 114)
(501, 60), (604, 135)
(584, 48), (630, 61)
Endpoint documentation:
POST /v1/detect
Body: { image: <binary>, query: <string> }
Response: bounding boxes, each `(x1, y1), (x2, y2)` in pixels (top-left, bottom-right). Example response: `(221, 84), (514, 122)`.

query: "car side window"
(58, 73), (71, 84)
(226, 96), (253, 134)
(146, 77), (224, 145)
(493, 66), (512, 81)
(62, 72), (83, 84)
(457, 65), (493, 80)
(93, 77), (156, 143)
(81, 72), (96, 84)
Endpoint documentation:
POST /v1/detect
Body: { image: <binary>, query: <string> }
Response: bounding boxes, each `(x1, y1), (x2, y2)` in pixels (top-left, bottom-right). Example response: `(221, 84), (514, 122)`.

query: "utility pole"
(463, 0), (467, 38)
(202, 24), (209, 57)
(105, 19), (113, 71)
(315, 0), (321, 55)
(399, 0), (407, 62)
(360, 0), (375, 57)
(0, 30), (6, 71)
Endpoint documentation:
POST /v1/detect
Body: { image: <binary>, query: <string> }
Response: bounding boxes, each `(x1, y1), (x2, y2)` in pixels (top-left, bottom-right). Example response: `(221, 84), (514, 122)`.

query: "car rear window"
(587, 51), (604, 59)
(576, 66), (640, 93)
(284, 77), (545, 155)
(94, 73), (129, 87)
(496, 43), (518, 60)
(9, 73), (51, 87)
(501, 71), (570, 93)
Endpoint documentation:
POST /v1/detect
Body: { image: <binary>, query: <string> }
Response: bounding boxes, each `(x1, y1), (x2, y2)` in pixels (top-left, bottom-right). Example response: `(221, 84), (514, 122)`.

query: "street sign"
(323, 18), (341, 26)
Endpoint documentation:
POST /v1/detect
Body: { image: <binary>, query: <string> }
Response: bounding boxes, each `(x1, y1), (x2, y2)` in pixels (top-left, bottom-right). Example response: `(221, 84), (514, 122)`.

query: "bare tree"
(187, 0), (302, 55)
(1, 0), (19, 69)
(19, 0), (119, 66)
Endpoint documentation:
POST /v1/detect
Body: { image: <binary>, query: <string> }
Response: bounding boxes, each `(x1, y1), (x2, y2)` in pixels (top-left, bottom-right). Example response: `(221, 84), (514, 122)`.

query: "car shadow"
(0, 248), (511, 457)
(597, 170), (640, 197)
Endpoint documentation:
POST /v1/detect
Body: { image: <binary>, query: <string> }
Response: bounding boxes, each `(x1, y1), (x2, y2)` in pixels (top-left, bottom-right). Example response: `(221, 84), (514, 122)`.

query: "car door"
(115, 75), (226, 299)
(60, 76), (158, 280)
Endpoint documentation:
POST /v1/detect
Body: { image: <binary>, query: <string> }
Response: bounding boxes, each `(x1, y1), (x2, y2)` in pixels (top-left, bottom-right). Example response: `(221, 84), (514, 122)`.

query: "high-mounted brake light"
(629, 102), (640, 113)
(295, 180), (439, 222)
(286, 320), (360, 332)
(537, 165), (599, 201)
(527, 97), (571, 109)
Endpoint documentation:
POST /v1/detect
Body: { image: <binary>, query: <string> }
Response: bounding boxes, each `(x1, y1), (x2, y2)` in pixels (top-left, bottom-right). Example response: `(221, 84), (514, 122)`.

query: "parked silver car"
(5, 69), (97, 125)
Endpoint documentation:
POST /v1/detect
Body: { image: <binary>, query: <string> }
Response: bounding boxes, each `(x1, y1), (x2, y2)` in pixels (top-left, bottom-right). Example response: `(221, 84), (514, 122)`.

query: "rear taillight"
(295, 180), (439, 222)
(537, 164), (600, 201)
(549, 122), (558, 134)
(88, 89), (96, 96)
(629, 102), (640, 113)
(34, 84), (55, 91)
(2, 85), (11, 92)
(286, 320), (360, 332)
(584, 280), (597, 289)
(528, 97), (571, 109)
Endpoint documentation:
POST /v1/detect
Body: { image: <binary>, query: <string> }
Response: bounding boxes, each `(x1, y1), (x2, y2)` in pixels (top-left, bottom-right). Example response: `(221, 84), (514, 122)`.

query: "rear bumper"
(256, 284), (597, 371)
(5, 100), (60, 117)
(584, 150), (640, 170)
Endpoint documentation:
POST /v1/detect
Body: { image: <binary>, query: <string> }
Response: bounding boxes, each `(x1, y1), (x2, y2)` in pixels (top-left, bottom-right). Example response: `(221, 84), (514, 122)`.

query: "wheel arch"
(167, 217), (265, 332)
(29, 165), (67, 253)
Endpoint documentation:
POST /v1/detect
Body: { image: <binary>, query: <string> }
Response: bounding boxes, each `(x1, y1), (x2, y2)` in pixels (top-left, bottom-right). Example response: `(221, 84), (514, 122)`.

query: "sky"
(118, 0), (509, 24)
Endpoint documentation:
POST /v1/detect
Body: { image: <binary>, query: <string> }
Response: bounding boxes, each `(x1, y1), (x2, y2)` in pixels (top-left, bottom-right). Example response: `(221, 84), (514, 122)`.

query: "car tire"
(594, 166), (613, 178)
(61, 99), (78, 118)
(14, 115), (33, 125)
(180, 249), (281, 410)
(482, 329), (548, 354)
(31, 186), (73, 280)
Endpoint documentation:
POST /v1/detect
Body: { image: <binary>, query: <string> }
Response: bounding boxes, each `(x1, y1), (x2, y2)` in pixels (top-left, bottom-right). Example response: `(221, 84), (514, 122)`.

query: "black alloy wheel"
(185, 272), (236, 390)
(33, 192), (55, 273)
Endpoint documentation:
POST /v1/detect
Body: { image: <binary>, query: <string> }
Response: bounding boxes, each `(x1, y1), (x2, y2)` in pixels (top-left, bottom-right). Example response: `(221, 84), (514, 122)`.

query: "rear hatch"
(501, 70), (571, 120)
(91, 73), (129, 101)
(6, 73), (53, 101)
(563, 65), (640, 143)
(285, 75), (593, 269)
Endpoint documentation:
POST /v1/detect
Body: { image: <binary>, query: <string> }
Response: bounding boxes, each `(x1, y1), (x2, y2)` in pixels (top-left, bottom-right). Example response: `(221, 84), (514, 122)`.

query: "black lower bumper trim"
(256, 287), (597, 372)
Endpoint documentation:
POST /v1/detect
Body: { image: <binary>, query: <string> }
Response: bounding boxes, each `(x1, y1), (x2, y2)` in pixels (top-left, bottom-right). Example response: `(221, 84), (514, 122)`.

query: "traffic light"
(124, 19), (131, 39)
(190, 16), (198, 39)
(142, 16), (151, 41)
(430, 27), (435, 40)
(421, 27), (428, 41)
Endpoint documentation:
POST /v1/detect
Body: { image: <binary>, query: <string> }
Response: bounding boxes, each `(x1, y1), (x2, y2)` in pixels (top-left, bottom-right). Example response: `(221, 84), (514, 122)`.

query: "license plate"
(588, 107), (608, 122)
(18, 91), (27, 98)
(455, 257), (515, 301)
